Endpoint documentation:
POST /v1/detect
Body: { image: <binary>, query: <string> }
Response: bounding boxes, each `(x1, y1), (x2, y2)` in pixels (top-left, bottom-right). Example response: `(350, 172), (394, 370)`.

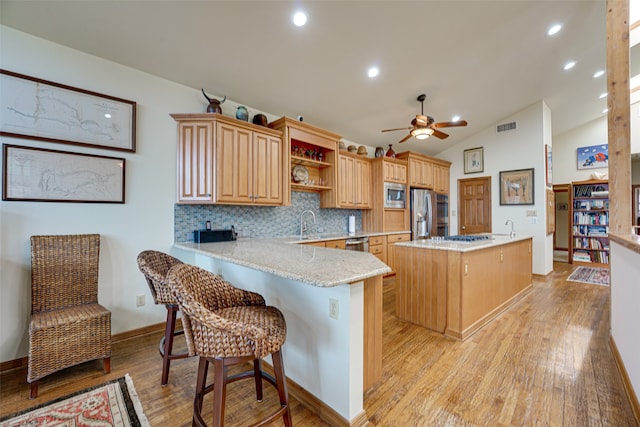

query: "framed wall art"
(499, 168), (534, 205)
(577, 144), (608, 170)
(464, 147), (484, 174)
(545, 144), (552, 187)
(0, 69), (136, 152)
(3, 144), (125, 203)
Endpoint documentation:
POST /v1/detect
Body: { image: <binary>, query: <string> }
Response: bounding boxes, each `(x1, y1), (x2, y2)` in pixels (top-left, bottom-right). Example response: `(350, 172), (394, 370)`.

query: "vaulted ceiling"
(0, 1), (610, 156)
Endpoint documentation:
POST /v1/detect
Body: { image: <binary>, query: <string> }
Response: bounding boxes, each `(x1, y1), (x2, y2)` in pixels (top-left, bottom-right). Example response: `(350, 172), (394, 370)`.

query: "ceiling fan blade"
(433, 120), (468, 128)
(431, 129), (449, 139)
(398, 133), (413, 143)
(382, 126), (412, 133)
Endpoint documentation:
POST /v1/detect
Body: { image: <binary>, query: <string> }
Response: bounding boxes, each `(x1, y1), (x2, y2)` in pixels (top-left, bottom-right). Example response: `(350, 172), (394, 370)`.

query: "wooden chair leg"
(161, 305), (179, 386)
(193, 357), (209, 427)
(253, 358), (263, 402)
(103, 357), (111, 374)
(272, 350), (292, 427)
(29, 381), (38, 399)
(212, 358), (227, 427)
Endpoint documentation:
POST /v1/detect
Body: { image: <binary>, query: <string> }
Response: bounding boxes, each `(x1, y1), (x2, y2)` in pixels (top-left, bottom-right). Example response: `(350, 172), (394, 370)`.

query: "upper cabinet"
(396, 151), (451, 194)
(269, 117), (340, 206)
(335, 151), (372, 209)
(172, 114), (285, 206)
(383, 160), (407, 184)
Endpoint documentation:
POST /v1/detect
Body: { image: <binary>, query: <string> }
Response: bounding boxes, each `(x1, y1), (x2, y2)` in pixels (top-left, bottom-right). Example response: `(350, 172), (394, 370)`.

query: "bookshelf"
(570, 179), (609, 267)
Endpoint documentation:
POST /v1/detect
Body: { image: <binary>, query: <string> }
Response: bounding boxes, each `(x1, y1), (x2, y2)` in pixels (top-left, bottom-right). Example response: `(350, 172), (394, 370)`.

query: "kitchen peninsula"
(173, 239), (391, 426)
(394, 235), (532, 341)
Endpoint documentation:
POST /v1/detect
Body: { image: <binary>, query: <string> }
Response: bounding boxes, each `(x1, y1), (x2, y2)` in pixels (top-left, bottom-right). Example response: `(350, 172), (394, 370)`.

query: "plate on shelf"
(292, 165), (309, 184)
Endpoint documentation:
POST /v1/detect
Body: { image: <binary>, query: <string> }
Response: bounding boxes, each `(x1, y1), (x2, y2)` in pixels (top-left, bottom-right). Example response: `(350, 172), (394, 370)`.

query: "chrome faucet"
(505, 219), (516, 238)
(300, 210), (317, 240)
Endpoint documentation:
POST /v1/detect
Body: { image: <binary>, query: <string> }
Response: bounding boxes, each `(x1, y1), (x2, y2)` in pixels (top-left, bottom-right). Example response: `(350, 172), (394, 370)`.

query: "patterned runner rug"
(0, 374), (149, 427)
(567, 266), (610, 286)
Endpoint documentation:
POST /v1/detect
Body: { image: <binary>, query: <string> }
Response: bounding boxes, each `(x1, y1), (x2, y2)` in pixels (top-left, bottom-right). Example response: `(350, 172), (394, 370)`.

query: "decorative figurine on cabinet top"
(201, 89), (226, 113)
(236, 106), (249, 121)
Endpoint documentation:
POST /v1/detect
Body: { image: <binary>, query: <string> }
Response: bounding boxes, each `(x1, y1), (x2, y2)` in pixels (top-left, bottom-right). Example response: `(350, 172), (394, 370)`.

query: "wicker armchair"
(136, 250), (190, 386)
(28, 234), (111, 399)
(167, 263), (292, 427)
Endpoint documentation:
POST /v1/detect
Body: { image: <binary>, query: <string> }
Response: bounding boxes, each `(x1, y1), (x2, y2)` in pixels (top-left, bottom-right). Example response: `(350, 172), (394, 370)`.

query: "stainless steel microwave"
(384, 182), (406, 209)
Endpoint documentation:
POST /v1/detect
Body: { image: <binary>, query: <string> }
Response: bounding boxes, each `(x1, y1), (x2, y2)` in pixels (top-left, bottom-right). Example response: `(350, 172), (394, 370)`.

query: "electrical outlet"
(136, 294), (145, 307)
(531, 217), (538, 224)
(329, 298), (339, 320)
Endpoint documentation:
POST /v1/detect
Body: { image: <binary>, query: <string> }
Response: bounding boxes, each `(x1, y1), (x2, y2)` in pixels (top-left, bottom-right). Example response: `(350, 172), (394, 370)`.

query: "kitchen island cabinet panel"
(395, 236), (532, 341)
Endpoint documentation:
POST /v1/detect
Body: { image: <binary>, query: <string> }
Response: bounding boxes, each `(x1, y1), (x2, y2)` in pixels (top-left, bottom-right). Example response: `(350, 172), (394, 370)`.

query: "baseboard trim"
(261, 361), (369, 426)
(609, 335), (640, 424)
(0, 321), (168, 374)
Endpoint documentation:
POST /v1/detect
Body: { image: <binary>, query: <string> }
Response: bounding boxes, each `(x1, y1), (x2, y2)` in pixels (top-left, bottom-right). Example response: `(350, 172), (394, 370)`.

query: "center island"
(394, 235), (533, 341)
(173, 239), (391, 427)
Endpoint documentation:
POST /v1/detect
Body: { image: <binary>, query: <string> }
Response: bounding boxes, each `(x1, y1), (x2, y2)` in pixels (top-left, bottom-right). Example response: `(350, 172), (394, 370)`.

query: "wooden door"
(458, 177), (492, 235)
(216, 122), (252, 203)
(253, 132), (283, 204)
(177, 121), (213, 203)
(339, 155), (355, 207)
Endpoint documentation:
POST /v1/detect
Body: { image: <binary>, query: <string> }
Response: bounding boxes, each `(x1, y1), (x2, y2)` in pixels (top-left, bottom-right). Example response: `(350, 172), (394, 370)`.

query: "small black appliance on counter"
(193, 226), (237, 243)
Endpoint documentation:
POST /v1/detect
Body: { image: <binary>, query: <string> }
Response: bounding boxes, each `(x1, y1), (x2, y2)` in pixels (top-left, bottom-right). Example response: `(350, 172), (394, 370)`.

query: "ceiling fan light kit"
(381, 94), (468, 143)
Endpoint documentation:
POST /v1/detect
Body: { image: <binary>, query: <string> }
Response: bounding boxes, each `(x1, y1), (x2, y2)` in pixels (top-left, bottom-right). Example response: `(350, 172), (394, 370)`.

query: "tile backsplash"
(174, 192), (362, 242)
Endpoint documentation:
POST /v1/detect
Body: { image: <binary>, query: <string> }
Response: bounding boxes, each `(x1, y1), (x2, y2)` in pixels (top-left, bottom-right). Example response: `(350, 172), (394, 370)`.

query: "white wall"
(439, 101), (553, 275)
(553, 116), (608, 184)
(0, 26), (229, 363)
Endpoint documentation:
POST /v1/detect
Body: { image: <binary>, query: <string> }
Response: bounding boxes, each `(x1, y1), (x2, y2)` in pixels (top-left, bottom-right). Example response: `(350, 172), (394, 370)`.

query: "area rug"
(567, 266), (610, 286)
(0, 374), (149, 427)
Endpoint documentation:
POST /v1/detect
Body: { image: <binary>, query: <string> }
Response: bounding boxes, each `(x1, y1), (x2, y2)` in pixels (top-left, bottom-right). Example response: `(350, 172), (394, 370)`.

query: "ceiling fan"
(381, 94), (468, 143)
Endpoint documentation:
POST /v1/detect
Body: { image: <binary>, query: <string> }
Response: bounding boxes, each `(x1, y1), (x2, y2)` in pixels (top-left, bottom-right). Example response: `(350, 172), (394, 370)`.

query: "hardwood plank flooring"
(1, 262), (637, 426)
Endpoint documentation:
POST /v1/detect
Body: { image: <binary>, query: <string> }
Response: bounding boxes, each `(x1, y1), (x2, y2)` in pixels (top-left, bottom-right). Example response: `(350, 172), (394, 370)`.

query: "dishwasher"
(345, 236), (369, 252)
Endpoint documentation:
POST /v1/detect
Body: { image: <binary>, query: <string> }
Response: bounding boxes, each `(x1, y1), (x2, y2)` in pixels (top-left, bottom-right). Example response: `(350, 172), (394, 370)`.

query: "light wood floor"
(1, 262), (637, 426)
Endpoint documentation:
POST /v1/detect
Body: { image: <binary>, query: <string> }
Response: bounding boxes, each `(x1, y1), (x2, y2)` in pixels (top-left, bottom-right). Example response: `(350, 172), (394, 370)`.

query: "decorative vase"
(236, 106), (249, 121)
(375, 147), (385, 158)
(386, 144), (396, 158)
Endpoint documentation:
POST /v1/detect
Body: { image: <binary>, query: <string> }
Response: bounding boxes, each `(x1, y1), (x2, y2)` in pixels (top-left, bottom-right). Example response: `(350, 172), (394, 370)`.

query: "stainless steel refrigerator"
(410, 189), (449, 239)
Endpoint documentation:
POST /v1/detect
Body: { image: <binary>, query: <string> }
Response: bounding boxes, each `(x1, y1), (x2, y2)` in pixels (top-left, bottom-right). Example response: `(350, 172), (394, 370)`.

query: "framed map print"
(0, 69), (136, 152)
(3, 144), (125, 203)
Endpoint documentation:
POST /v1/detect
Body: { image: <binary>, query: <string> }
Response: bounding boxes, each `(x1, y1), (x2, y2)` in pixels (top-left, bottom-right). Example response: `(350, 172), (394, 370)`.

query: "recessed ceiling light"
(451, 115), (461, 122)
(563, 61), (576, 71)
(602, 108), (609, 114)
(104, 113), (112, 119)
(593, 70), (605, 78)
(547, 24), (562, 36)
(599, 93), (607, 99)
(367, 67), (379, 78)
(293, 11), (307, 27)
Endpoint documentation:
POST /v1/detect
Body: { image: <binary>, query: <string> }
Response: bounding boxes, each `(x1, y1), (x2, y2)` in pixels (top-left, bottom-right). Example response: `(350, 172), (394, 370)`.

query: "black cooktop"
(443, 235), (491, 242)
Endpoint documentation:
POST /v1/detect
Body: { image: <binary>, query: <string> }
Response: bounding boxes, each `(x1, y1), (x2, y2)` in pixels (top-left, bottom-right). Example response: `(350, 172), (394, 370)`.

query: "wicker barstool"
(167, 263), (292, 427)
(28, 234), (111, 399)
(136, 250), (190, 386)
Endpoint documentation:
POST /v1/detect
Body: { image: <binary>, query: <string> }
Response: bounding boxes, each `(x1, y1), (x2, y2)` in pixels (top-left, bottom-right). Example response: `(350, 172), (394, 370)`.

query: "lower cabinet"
(386, 233), (411, 274)
(368, 235), (387, 263)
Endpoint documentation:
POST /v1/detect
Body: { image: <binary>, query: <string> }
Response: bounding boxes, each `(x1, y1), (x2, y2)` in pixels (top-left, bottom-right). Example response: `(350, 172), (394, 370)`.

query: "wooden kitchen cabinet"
(386, 233), (411, 273)
(172, 113), (284, 205)
(383, 161), (407, 184)
(269, 117), (340, 206)
(175, 120), (214, 203)
(337, 152), (371, 209)
(216, 122), (283, 205)
(434, 163), (450, 194)
(396, 151), (451, 194)
(325, 239), (347, 249)
(363, 157), (410, 232)
(368, 235), (387, 263)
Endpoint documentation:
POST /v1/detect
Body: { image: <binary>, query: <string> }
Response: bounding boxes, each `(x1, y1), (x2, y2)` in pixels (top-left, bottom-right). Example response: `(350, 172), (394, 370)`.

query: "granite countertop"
(395, 234), (532, 252)
(175, 240), (392, 287)
(609, 233), (640, 255)
(280, 230), (411, 244)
